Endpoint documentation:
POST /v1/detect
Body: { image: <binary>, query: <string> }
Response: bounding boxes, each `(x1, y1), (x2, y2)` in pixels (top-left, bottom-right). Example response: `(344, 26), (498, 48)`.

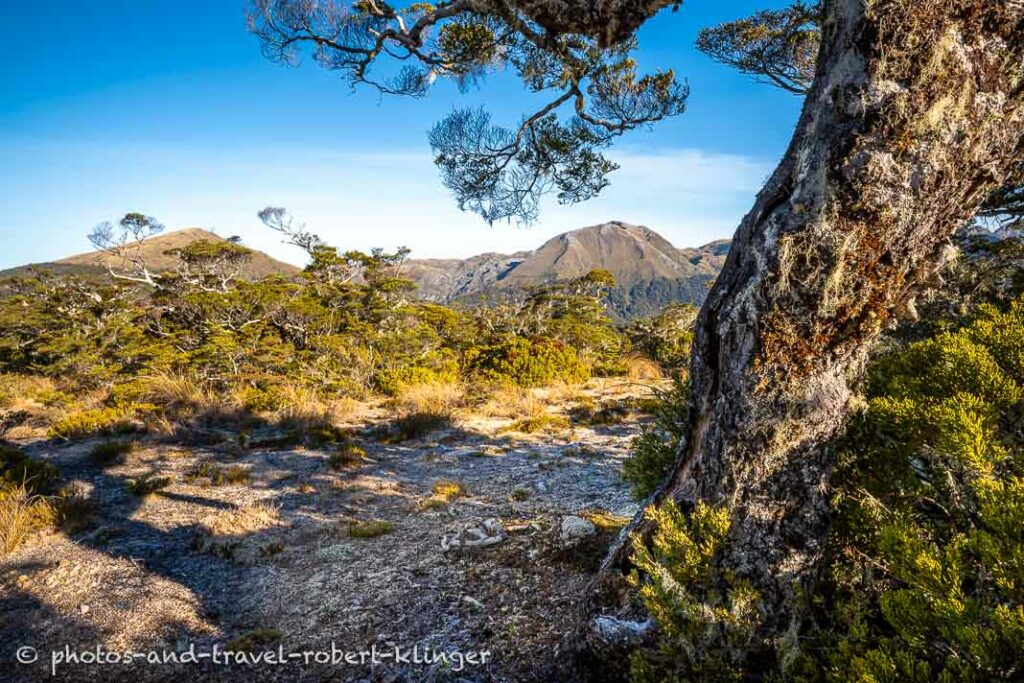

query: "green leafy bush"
(465, 336), (590, 387)
(813, 299), (1024, 681)
(622, 375), (690, 500)
(629, 501), (760, 682)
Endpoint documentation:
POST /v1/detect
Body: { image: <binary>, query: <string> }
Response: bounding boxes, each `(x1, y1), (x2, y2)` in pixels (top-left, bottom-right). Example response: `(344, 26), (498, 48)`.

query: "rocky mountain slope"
(403, 221), (729, 320)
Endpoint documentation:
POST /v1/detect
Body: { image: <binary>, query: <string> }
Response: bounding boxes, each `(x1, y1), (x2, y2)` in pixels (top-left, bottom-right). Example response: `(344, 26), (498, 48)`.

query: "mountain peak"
(402, 222), (729, 320)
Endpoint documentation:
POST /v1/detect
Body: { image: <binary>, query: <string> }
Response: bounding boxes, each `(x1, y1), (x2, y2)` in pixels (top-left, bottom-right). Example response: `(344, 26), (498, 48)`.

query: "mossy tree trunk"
(582, 0), (1024, 672)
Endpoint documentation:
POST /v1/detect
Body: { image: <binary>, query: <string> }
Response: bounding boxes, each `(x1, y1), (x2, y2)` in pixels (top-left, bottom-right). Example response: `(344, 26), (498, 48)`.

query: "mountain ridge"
(1, 222), (730, 319)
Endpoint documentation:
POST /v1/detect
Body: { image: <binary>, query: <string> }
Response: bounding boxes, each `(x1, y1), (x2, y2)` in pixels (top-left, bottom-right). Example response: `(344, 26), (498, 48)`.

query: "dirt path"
(1, 385), (648, 682)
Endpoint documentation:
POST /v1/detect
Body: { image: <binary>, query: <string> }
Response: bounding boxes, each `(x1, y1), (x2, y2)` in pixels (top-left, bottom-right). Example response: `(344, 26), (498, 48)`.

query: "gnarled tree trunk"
(580, 0), (1024, 674)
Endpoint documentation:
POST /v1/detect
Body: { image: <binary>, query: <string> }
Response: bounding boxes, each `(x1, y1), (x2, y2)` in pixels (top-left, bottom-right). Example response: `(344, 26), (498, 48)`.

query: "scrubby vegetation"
(0, 216), (681, 447)
(628, 233), (1024, 680)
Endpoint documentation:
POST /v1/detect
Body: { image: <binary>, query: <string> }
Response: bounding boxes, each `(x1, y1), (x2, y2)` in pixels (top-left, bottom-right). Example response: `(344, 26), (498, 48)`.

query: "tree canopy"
(248, 0), (687, 222)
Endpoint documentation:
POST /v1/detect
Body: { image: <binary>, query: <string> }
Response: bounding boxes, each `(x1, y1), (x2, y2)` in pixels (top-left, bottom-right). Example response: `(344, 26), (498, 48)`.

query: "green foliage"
(48, 406), (145, 441)
(622, 375), (690, 500)
(0, 216), (635, 447)
(808, 297), (1024, 681)
(347, 519), (395, 539)
(629, 501), (761, 682)
(626, 303), (698, 371)
(466, 336), (590, 387)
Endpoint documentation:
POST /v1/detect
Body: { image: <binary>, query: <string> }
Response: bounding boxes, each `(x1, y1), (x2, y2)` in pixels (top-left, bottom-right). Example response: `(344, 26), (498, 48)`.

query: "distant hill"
(1, 223), (728, 319)
(403, 221), (729, 320)
(0, 228), (301, 282)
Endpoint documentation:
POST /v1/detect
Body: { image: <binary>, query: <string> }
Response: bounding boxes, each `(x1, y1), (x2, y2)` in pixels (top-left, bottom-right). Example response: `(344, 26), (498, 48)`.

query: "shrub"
(810, 299), (1024, 681)
(465, 336), (590, 387)
(374, 363), (459, 397)
(49, 405), (146, 440)
(621, 375), (690, 500)
(629, 501), (760, 682)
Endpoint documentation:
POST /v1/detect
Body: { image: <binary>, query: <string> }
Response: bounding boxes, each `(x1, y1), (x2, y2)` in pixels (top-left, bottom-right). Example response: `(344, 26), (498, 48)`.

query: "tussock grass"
(477, 385), (548, 420)
(90, 440), (134, 466)
(622, 353), (665, 381)
(125, 472), (171, 497)
(0, 482), (56, 556)
(328, 442), (367, 470)
(393, 381), (466, 416)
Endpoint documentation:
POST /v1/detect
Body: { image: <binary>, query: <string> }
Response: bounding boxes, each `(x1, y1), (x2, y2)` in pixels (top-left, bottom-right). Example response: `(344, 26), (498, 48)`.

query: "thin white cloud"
(0, 139), (775, 268)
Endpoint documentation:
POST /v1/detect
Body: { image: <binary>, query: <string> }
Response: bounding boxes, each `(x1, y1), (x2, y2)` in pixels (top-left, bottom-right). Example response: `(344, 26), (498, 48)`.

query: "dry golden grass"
(201, 500), (280, 538)
(477, 385), (549, 420)
(0, 483), (56, 556)
(622, 353), (665, 382)
(393, 381), (466, 417)
(139, 372), (218, 414)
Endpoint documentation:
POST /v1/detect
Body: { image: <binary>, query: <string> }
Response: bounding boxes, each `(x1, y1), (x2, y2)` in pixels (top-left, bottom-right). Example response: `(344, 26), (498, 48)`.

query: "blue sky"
(0, 1), (802, 269)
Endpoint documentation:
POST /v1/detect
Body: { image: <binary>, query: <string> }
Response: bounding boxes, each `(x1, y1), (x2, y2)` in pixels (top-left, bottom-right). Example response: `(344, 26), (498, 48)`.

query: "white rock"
(560, 516), (596, 544)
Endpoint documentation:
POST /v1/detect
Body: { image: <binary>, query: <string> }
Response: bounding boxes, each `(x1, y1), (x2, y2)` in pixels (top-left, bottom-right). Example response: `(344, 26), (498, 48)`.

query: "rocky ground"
(0, 380), (654, 682)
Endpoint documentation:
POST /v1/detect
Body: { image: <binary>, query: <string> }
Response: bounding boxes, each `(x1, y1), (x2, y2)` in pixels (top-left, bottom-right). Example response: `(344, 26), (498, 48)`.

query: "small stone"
(80, 604), (90, 615)
(560, 516), (596, 544)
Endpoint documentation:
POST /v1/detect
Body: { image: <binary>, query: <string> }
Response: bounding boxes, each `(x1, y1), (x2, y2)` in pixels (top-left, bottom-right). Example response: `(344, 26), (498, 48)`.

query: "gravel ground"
(1, 382), (652, 682)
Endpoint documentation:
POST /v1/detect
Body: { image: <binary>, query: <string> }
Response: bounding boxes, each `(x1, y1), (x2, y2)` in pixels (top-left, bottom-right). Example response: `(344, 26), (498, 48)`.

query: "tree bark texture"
(582, 0), (1024, 674)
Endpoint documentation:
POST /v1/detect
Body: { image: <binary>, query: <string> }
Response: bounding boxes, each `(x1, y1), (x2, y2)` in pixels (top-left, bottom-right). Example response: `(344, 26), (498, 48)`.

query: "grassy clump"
(89, 440), (134, 466)
(225, 628), (282, 652)
(347, 519), (395, 538)
(125, 472), (171, 497)
(188, 461), (250, 486)
(385, 411), (453, 442)
(328, 442), (367, 470)
(0, 482), (57, 556)
(510, 487), (531, 502)
(502, 413), (571, 434)
(416, 479), (466, 511)
(0, 446), (60, 495)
